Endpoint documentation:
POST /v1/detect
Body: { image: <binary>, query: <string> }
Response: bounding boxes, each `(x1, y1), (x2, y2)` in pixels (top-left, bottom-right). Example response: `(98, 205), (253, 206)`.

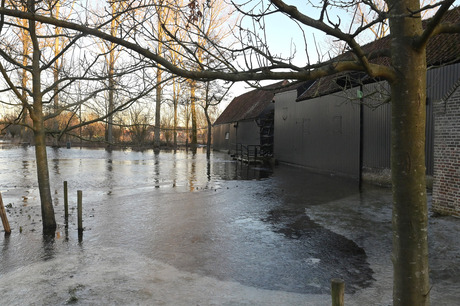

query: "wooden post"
(64, 181), (69, 221)
(77, 190), (83, 232)
(0, 192), (11, 235)
(331, 278), (345, 306)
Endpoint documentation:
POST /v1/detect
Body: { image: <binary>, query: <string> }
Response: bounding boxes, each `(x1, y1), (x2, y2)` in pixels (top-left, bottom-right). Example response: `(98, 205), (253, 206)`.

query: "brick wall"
(433, 84), (460, 217)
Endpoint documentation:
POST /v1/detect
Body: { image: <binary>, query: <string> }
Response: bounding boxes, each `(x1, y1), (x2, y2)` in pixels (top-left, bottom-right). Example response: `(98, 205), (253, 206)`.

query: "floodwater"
(1, 143), (459, 305)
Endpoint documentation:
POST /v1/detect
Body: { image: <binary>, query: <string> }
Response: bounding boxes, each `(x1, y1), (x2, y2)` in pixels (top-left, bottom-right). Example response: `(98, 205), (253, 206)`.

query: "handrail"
(236, 143), (260, 162)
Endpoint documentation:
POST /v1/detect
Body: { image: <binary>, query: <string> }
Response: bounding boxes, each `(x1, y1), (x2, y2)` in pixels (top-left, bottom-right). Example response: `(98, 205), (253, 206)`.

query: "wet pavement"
(0, 144), (459, 305)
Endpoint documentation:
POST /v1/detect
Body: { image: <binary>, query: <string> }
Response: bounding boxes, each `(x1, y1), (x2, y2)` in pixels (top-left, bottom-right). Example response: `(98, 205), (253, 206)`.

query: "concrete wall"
(433, 84), (460, 217)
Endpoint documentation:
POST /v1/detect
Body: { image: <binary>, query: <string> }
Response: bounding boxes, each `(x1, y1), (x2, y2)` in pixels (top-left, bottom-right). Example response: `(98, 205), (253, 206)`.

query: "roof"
(213, 80), (289, 125)
(297, 7), (460, 101)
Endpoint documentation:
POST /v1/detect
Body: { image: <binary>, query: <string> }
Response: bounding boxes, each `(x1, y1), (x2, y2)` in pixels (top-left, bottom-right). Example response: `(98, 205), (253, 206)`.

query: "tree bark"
(205, 82), (212, 158)
(173, 80), (178, 150)
(190, 79), (197, 153)
(52, 2), (61, 148)
(154, 70), (161, 152)
(206, 113), (212, 157)
(107, 3), (117, 148)
(107, 62), (114, 146)
(33, 112), (57, 233)
(154, 3), (164, 153)
(388, 1), (430, 305)
(20, 21), (30, 142)
(29, 0), (56, 233)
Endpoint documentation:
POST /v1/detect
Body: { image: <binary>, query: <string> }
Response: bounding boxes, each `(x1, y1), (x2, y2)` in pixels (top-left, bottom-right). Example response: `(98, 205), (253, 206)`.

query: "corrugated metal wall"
(274, 90), (300, 163)
(362, 82), (392, 170)
(427, 62), (460, 100)
(213, 64), (460, 176)
(273, 64), (460, 177)
(274, 89), (360, 178)
(212, 123), (235, 152)
(361, 64), (460, 175)
(236, 120), (261, 147)
(212, 120), (262, 154)
(426, 99), (434, 175)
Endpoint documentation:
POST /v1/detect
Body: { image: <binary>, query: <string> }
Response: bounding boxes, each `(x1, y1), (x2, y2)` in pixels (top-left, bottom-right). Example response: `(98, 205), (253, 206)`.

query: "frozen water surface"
(1, 144), (459, 305)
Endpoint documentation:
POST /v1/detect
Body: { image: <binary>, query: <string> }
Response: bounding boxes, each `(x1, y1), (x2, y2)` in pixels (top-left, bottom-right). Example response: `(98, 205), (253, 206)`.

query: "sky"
(0, 1), (458, 114)
(224, 0), (460, 104)
(225, 0), (360, 104)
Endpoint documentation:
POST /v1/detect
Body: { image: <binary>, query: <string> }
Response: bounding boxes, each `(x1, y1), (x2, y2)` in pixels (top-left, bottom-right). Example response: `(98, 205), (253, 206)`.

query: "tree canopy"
(2, 1), (460, 305)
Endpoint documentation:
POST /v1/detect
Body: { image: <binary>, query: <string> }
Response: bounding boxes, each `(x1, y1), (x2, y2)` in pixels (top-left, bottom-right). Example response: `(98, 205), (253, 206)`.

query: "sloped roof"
(297, 7), (460, 101)
(214, 80), (289, 125)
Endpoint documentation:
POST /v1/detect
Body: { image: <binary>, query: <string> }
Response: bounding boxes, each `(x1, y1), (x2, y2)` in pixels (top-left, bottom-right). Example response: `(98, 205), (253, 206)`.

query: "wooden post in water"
(77, 190), (83, 232)
(0, 192), (11, 235)
(64, 181), (69, 221)
(331, 278), (345, 306)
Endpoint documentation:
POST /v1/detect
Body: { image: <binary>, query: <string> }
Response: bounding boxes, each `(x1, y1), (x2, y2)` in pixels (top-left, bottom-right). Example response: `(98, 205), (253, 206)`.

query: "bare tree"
(0, 0), (159, 232)
(128, 102), (152, 149)
(354, 0), (438, 39)
(201, 80), (230, 157)
(153, 0), (167, 152)
(0, 0), (76, 231)
(1, 1), (460, 304)
(181, 0), (237, 152)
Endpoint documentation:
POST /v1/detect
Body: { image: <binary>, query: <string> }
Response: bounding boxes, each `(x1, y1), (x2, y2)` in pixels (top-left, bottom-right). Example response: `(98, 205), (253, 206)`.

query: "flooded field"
(1, 144), (459, 305)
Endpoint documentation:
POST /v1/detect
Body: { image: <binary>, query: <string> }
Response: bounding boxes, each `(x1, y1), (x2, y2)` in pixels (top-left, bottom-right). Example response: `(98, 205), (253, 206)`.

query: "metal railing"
(236, 143), (261, 163)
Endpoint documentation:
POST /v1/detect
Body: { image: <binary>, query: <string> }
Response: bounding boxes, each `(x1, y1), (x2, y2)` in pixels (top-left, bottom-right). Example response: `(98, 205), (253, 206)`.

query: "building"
(213, 9), (460, 216)
(433, 78), (460, 217)
(212, 81), (288, 157)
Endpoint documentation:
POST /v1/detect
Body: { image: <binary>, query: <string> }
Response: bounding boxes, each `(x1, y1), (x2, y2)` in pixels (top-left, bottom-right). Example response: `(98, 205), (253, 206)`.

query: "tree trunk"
(107, 69), (114, 146)
(206, 113), (212, 158)
(205, 82), (212, 158)
(154, 74), (161, 152)
(107, 45), (115, 147)
(174, 100), (178, 150)
(389, 1), (430, 304)
(20, 32), (30, 142)
(29, 0), (56, 233)
(52, 3), (61, 148)
(154, 6), (164, 153)
(190, 80), (197, 153)
(173, 80), (178, 150)
(106, 1), (120, 149)
(52, 58), (59, 147)
(33, 106), (57, 233)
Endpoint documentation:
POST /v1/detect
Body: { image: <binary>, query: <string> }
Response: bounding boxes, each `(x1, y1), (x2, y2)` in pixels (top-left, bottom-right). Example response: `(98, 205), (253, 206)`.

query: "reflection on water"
(154, 152), (160, 188)
(43, 146), (260, 192)
(0, 144), (374, 297)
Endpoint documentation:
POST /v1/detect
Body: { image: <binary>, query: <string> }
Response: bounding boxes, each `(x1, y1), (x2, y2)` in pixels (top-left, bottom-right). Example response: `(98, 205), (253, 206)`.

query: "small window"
(225, 132), (230, 140)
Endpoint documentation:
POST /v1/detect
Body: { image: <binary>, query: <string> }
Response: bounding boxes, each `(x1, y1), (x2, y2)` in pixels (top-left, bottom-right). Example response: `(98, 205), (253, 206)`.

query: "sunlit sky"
(226, 0), (371, 102)
(225, 0), (460, 104)
(0, 1), (459, 114)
